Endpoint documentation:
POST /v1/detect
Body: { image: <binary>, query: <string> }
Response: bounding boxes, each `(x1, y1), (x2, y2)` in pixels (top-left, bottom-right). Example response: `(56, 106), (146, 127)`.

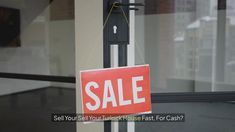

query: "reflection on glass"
(0, 2), (75, 132)
(225, 0), (235, 87)
(135, 0), (235, 92)
(0, 0), (75, 77)
(0, 0), (75, 105)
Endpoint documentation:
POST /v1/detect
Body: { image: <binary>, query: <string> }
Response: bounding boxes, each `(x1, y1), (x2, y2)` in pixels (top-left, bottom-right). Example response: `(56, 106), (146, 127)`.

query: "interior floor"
(0, 87), (76, 132)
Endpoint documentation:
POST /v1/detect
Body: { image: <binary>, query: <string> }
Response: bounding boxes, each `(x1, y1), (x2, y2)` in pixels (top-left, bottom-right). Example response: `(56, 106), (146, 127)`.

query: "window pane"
(0, 0), (75, 77)
(135, 0), (235, 92)
(224, 0), (235, 88)
(0, 1), (76, 130)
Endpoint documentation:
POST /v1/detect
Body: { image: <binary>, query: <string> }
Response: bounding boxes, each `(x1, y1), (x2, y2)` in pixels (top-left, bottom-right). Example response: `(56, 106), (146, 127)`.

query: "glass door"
(125, 0), (235, 131)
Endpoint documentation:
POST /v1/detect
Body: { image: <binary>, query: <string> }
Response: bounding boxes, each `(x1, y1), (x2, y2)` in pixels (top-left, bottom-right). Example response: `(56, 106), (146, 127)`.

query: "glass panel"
(135, 0), (235, 92)
(0, 0), (75, 77)
(224, 0), (235, 90)
(0, 0), (76, 130)
(135, 103), (235, 132)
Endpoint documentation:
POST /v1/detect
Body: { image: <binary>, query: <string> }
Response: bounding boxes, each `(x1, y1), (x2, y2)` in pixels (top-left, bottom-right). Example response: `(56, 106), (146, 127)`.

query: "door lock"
(113, 25), (118, 34)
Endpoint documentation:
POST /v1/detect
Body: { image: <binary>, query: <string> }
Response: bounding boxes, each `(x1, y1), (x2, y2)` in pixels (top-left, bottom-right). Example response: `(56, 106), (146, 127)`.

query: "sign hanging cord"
(103, 2), (130, 29)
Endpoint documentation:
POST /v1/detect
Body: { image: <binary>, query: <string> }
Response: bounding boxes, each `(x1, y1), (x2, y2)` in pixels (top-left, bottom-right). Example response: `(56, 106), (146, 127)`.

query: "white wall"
(48, 20), (75, 88)
(75, 0), (103, 131)
(0, 1), (51, 95)
(0, 33), (50, 95)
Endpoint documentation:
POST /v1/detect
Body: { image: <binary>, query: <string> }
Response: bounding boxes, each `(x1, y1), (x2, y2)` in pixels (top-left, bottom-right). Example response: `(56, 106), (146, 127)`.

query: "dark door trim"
(0, 72), (75, 83)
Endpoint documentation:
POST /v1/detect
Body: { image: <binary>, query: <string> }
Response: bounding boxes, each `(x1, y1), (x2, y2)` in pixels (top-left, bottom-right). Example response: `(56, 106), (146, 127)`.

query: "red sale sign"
(80, 65), (151, 120)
